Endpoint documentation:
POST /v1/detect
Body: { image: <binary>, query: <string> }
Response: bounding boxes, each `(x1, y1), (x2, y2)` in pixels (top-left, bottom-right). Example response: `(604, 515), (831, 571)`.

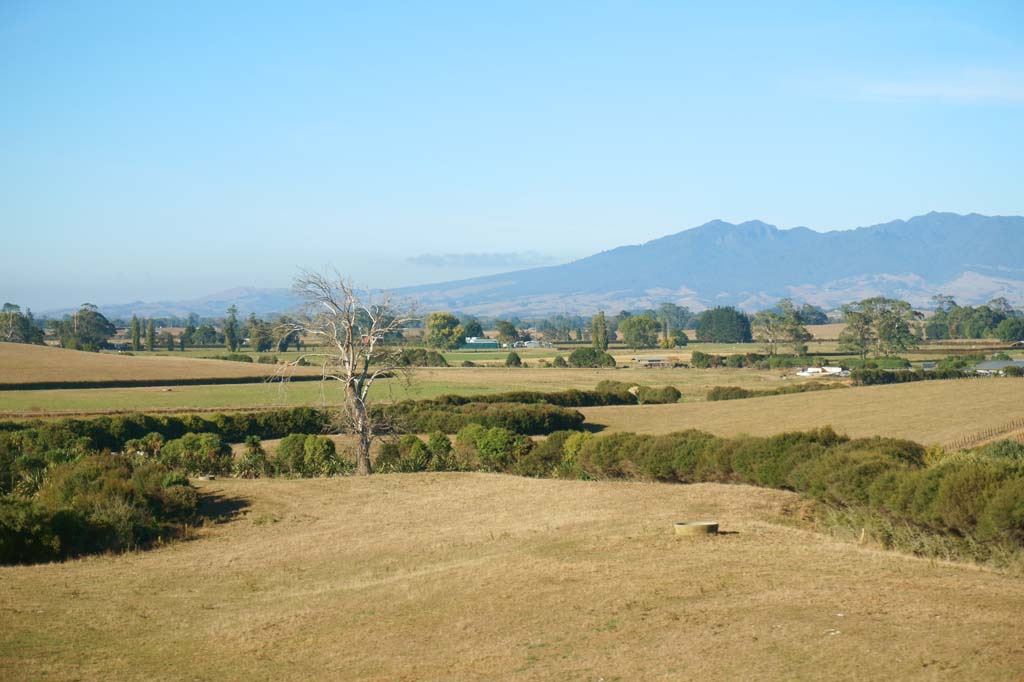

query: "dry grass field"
(0, 342), (320, 384)
(2, 474), (1023, 681)
(580, 378), (1024, 446)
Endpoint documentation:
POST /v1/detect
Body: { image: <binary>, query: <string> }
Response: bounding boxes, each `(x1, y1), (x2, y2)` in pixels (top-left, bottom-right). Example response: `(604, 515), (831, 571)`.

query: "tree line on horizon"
(2, 295), (1022, 356)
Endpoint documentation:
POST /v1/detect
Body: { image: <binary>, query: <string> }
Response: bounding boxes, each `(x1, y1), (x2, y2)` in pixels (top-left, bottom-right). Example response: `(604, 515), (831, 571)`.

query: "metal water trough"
(674, 521), (719, 536)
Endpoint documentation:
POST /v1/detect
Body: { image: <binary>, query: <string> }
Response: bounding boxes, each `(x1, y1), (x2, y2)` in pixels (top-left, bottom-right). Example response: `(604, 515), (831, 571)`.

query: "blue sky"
(2, 1), (1022, 311)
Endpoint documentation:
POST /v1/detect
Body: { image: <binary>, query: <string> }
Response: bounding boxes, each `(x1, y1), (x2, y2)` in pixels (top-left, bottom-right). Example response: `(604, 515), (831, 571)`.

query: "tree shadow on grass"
(196, 489), (251, 525)
(581, 422), (607, 434)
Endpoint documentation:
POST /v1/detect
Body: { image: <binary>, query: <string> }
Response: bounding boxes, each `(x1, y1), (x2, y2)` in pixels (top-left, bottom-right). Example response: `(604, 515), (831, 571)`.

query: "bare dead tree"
(284, 269), (417, 475)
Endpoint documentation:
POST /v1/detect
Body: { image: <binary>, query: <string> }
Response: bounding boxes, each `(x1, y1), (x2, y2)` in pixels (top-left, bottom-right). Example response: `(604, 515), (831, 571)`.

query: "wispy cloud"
(864, 68), (1024, 103)
(407, 251), (558, 269)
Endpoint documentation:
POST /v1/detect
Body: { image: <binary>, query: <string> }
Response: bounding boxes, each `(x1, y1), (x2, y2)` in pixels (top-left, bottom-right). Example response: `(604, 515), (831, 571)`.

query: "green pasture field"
(0, 366), (821, 415)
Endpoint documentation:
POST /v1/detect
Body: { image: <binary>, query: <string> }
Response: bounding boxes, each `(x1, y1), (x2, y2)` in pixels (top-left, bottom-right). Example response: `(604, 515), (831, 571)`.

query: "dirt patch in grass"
(2, 474), (1023, 681)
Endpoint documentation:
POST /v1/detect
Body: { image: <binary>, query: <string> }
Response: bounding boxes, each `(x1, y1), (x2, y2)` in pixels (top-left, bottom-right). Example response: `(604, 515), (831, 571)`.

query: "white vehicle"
(796, 366), (844, 377)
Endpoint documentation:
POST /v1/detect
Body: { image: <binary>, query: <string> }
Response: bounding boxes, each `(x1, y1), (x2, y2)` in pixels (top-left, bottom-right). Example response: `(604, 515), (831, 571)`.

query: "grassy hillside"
(0, 342), (320, 385)
(2, 474), (1022, 681)
(580, 378), (1024, 446)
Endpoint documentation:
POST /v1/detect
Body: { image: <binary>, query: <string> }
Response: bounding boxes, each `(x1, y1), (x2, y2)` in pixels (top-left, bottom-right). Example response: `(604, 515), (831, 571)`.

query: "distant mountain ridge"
(42, 287), (302, 320)
(46, 212), (1024, 318)
(397, 212), (1024, 314)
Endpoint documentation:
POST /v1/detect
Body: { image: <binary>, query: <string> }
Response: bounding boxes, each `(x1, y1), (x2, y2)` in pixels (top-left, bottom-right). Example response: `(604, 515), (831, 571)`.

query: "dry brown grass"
(580, 378), (1024, 445)
(0, 342), (319, 384)
(806, 322), (847, 339)
(2, 474), (1022, 681)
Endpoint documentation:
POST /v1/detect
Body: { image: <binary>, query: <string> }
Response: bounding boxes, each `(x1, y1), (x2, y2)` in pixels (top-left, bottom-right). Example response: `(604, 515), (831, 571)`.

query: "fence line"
(943, 415), (1024, 452)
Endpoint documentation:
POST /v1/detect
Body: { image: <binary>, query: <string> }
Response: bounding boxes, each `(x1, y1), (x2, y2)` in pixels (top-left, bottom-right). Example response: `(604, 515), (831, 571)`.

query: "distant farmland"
(0, 342), (321, 386)
(0, 364), (821, 415)
(580, 378), (1024, 447)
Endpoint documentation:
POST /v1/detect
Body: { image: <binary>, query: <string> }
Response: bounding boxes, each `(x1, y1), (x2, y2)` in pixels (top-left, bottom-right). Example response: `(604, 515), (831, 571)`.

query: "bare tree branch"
(276, 269), (418, 475)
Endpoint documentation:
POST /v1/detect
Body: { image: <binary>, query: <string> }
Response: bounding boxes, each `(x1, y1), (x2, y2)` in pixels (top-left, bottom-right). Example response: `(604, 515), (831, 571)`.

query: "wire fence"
(943, 415), (1024, 452)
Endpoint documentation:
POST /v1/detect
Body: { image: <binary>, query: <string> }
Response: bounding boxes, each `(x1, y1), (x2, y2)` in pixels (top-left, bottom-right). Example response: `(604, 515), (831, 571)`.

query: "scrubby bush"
(636, 385), (681, 404)
(851, 367), (971, 386)
(0, 497), (60, 564)
(160, 433), (233, 476)
(0, 407), (329, 456)
(398, 348), (449, 367)
(271, 434), (347, 477)
(595, 380), (637, 403)
(552, 355), (568, 368)
(513, 431), (575, 478)
(505, 351), (522, 368)
(256, 354), (279, 364)
(234, 436), (269, 478)
(427, 431), (453, 471)
(706, 386), (751, 401)
(568, 347), (615, 368)
(219, 353), (253, 363)
(1, 454), (198, 565)
(377, 401), (585, 435)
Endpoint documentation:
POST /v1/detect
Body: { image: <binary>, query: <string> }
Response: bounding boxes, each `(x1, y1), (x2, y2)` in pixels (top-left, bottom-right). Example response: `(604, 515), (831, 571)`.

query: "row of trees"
(925, 296), (1022, 341)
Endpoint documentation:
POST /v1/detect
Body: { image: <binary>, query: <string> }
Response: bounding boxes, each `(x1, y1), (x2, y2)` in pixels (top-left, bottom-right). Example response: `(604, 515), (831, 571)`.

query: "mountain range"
(399, 212), (1024, 315)
(45, 212), (1024, 318)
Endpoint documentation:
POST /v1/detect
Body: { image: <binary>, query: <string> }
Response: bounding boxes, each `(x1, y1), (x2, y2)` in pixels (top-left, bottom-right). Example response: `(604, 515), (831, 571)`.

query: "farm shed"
(462, 337), (500, 349)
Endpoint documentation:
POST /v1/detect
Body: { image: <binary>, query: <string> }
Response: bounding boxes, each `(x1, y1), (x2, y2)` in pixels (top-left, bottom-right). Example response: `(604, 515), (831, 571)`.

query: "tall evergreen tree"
(130, 315), (141, 351)
(591, 311), (608, 351)
(146, 319), (156, 351)
(224, 305), (240, 352)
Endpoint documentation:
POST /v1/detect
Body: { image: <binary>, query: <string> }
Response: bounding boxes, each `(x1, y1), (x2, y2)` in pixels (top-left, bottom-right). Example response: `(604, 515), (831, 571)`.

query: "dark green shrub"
(374, 442), (402, 473)
(395, 435), (430, 473)
(979, 478), (1024, 541)
(476, 427), (530, 472)
(398, 348), (449, 367)
(272, 434), (309, 476)
(256, 354), (278, 364)
(0, 497), (60, 564)
(595, 380), (637, 403)
(219, 353), (253, 363)
(160, 433), (232, 475)
(505, 351), (522, 368)
(234, 436), (269, 478)
(426, 431), (453, 471)
(933, 457), (1007, 532)
(689, 351), (718, 369)
(513, 431), (576, 478)
(378, 401), (585, 435)
(636, 386), (681, 404)
(706, 386), (751, 401)
(568, 347), (615, 368)
(552, 355), (568, 368)
(982, 439), (1024, 460)
(577, 433), (649, 479)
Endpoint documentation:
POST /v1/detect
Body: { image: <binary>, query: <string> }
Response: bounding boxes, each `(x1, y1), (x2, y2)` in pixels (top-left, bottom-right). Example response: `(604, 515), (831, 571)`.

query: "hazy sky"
(2, 1), (1022, 311)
